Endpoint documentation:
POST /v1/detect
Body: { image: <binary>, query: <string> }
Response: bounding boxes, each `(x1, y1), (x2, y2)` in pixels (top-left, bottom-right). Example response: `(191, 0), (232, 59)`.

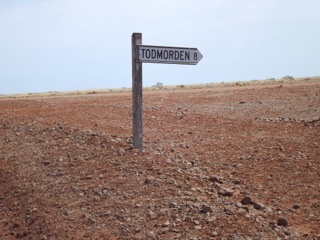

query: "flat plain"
(0, 79), (319, 239)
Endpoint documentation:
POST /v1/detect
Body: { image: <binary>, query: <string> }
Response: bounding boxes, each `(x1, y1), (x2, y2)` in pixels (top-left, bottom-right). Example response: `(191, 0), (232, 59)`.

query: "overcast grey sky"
(1, 0), (319, 94)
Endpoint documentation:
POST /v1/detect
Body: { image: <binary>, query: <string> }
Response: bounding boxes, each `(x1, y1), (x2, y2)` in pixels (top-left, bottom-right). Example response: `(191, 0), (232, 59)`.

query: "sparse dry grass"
(1, 76), (319, 99)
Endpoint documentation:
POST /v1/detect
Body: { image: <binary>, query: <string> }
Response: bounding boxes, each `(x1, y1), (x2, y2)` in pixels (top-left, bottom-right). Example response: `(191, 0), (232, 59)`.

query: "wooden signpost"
(132, 32), (203, 149)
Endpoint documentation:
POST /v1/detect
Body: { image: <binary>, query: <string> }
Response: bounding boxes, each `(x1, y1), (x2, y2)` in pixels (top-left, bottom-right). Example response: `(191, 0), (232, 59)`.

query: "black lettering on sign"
(141, 49), (146, 58)
(164, 50), (168, 59)
(194, 52), (198, 60)
(146, 49), (151, 58)
(140, 48), (197, 62)
(174, 51), (179, 60)
(185, 51), (190, 60)
(179, 51), (184, 61)
(169, 50), (174, 60)
(151, 49), (156, 59)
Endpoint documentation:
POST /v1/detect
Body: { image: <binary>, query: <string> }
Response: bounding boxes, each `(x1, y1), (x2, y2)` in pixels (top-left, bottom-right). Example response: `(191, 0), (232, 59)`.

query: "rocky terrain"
(0, 80), (319, 239)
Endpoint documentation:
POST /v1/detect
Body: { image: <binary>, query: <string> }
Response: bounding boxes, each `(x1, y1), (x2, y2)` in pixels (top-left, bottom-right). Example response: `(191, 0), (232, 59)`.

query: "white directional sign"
(138, 45), (203, 65)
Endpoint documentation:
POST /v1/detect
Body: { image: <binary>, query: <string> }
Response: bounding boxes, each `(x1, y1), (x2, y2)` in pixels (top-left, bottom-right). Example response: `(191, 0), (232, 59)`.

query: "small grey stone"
(43, 160), (51, 165)
(194, 220), (200, 225)
(194, 225), (202, 230)
(169, 202), (178, 208)
(119, 148), (125, 155)
(40, 235), (48, 240)
(146, 231), (157, 240)
(201, 204), (213, 214)
(224, 208), (234, 215)
(284, 229), (292, 236)
(292, 204), (301, 209)
(162, 220), (170, 227)
(253, 202), (264, 210)
(211, 231), (218, 237)
(161, 227), (169, 234)
(147, 210), (156, 219)
(218, 187), (234, 197)
(206, 216), (215, 223)
(144, 177), (155, 184)
(209, 175), (222, 183)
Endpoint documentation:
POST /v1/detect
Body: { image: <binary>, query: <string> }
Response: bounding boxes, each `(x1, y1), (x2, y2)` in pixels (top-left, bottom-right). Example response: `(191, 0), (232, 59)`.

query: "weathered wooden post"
(132, 33), (143, 149)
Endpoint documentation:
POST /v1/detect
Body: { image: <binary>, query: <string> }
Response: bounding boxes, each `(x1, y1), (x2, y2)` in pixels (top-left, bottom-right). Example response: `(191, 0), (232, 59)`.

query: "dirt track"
(1, 81), (319, 239)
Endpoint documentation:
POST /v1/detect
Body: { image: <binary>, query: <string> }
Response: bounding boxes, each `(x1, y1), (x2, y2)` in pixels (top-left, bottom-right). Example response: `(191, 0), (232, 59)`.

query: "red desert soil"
(0, 81), (319, 239)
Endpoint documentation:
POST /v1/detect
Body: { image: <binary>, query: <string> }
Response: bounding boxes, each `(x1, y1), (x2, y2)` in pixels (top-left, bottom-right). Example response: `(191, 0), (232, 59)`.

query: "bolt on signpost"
(131, 32), (203, 149)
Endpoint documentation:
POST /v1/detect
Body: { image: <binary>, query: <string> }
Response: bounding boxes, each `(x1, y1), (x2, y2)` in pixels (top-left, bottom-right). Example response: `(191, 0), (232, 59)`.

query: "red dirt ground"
(0, 80), (319, 239)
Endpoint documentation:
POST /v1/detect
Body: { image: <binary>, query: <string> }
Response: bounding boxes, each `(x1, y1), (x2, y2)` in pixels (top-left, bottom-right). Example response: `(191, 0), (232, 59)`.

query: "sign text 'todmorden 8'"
(138, 45), (203, 65)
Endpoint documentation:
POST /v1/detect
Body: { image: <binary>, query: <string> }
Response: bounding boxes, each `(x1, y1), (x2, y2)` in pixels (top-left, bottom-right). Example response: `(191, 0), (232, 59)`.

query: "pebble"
(194, 225), (202, 230)
(201, 204), (213, 214)
(218, 187), (234, 197)
(206, 216), (215, 223)
(211, 231), (218, 237)
(224, 208), (234, 215)
(241, 196), (253, 205)
(144, 177), (155, 184)
(160, 228), (169, 234)
(146, 231), (157, 240)
(119, 148), (125, 155)
(147, 210), (156, 219)
(169, 202), (178, 208)
(43, 160), (51, 165)
(253, 202), (264, 210)
(277, 217), (288, 227)
(284, 229), (292, 236)
(162, 220), (170, 227)
(209, 175), (222, 183)
(292, 204), (301, 209)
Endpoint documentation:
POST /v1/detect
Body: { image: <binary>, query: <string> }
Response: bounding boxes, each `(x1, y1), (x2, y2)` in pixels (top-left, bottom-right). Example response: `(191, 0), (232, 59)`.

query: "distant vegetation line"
(1, 76), (319, 98)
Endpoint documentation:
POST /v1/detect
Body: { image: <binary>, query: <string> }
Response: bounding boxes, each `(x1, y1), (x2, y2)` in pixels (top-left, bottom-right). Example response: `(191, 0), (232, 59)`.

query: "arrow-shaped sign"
(138, 45), (203, 65)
